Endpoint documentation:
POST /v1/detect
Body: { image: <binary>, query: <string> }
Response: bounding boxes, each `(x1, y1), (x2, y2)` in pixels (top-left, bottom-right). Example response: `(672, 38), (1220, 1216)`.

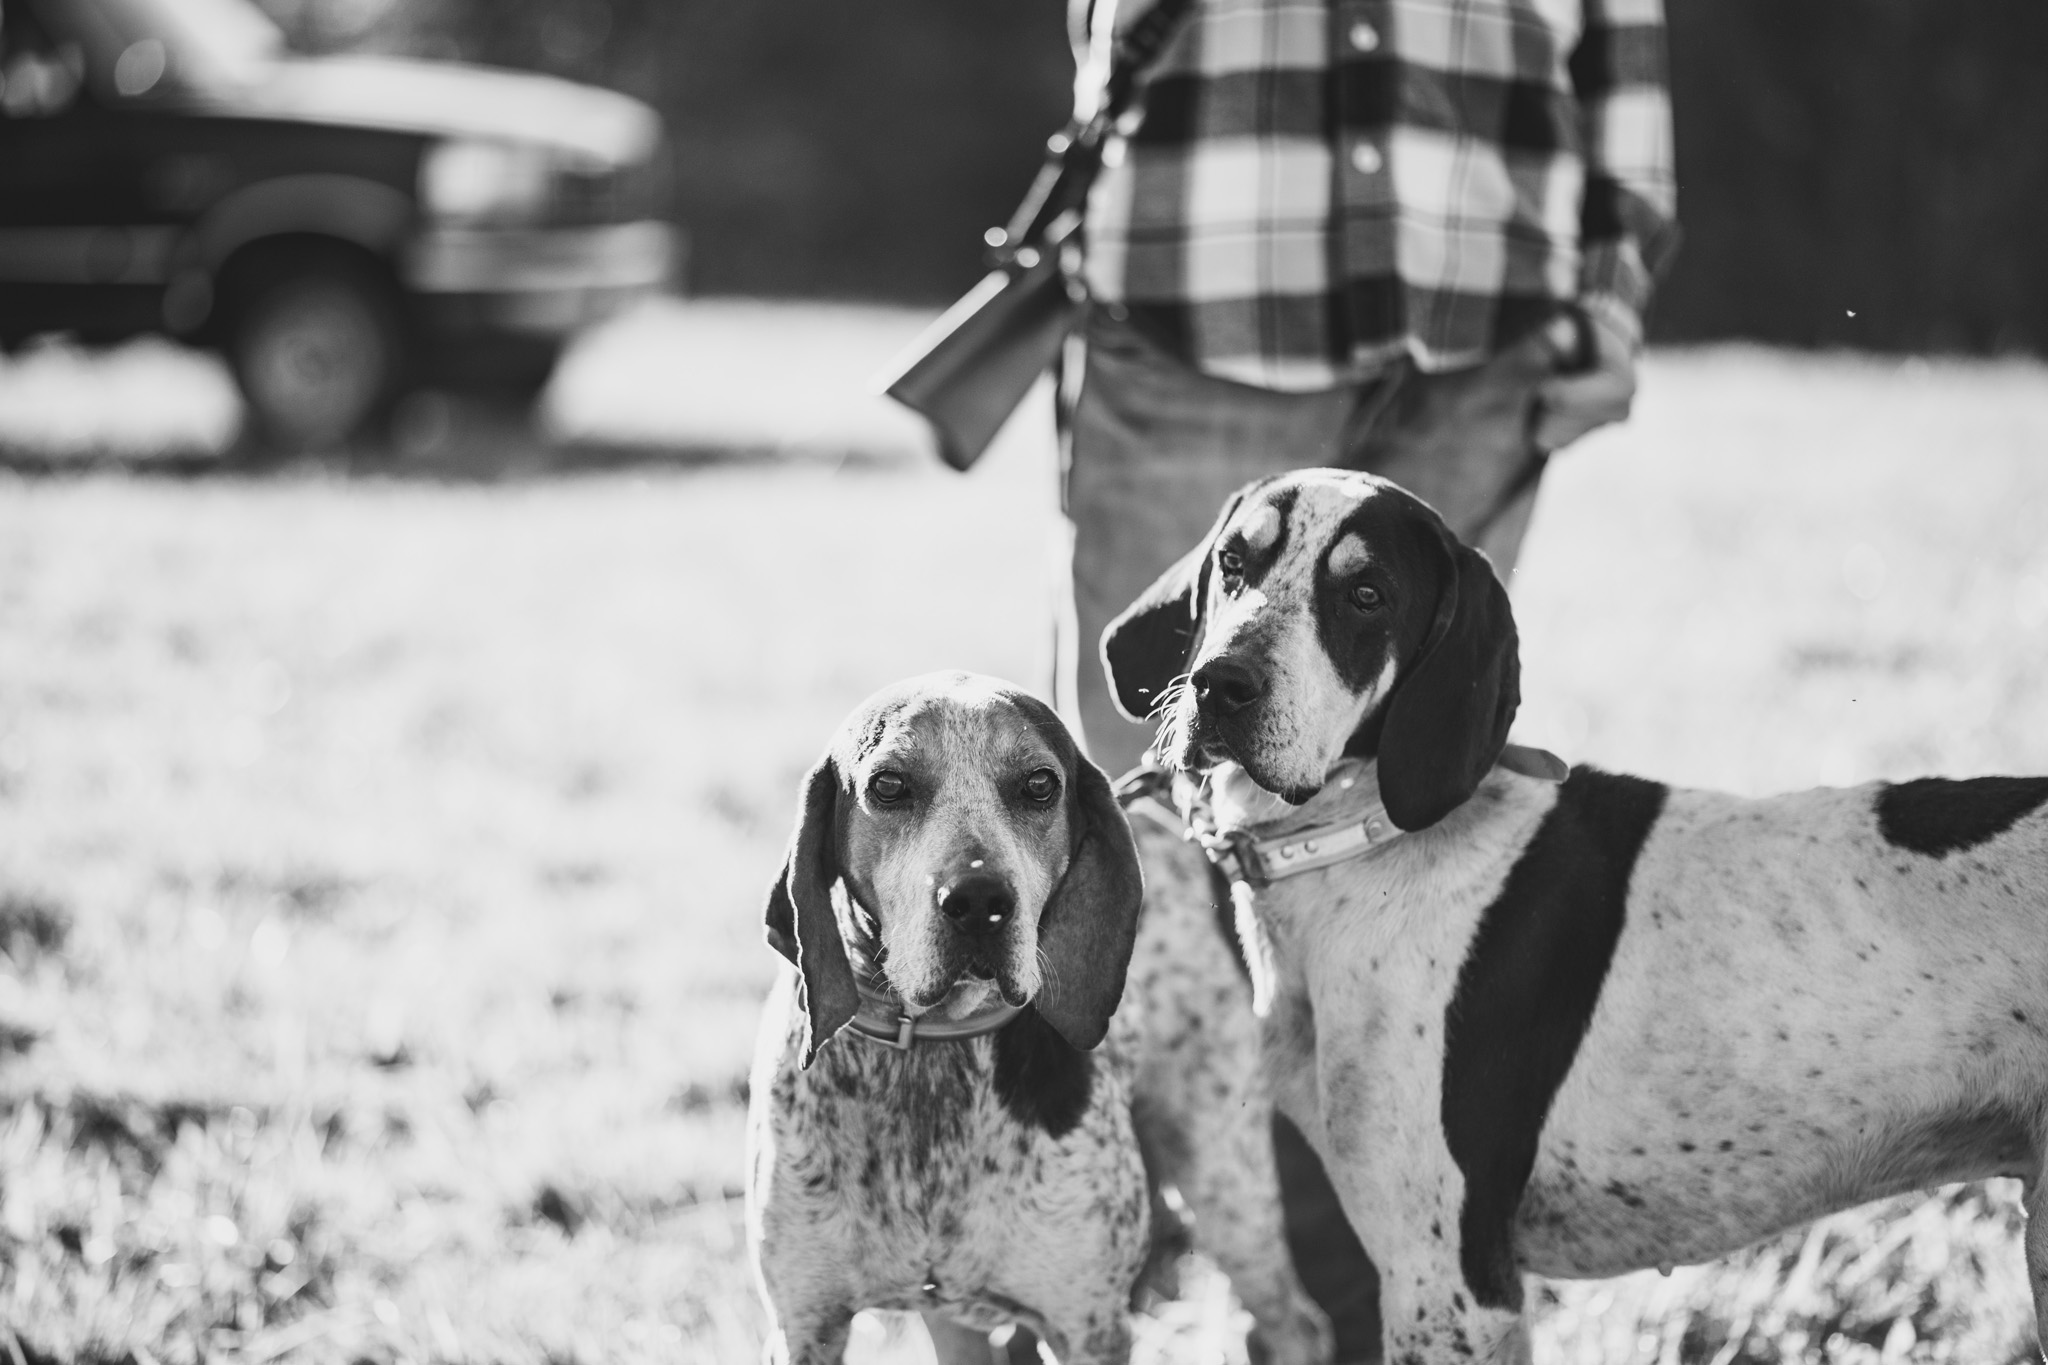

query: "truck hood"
(236, 55), (662, 166)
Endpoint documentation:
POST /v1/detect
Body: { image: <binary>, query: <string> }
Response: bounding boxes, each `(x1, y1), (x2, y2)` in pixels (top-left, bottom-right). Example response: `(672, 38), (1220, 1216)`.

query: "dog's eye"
(1217, 547), (1245, 577)
(869, 772), (909, 803)
(1022, 768), (1060, 803)
(1350, 583), (1384, 612)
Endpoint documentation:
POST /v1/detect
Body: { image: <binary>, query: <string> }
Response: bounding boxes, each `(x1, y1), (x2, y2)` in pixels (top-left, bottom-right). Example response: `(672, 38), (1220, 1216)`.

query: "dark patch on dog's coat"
(1314, 498), (1443, 695)
(1875, 776), (2048, 859)
(1440, 767), (1668, 1310)
(993, 1007), (1095, 1138)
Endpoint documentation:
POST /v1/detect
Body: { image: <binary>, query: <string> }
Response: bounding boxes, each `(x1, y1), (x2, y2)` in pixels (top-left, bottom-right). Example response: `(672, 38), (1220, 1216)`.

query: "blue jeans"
(1055, 308), (1564, 1365)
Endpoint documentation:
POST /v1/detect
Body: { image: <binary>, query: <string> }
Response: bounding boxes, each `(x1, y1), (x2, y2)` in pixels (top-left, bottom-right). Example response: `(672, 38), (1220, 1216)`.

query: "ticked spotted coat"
(745, 673), (1330, 1365)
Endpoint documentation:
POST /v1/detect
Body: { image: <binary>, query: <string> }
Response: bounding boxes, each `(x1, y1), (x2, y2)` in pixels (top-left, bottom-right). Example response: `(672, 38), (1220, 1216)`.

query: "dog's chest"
(762, 1029), (1146, 1302)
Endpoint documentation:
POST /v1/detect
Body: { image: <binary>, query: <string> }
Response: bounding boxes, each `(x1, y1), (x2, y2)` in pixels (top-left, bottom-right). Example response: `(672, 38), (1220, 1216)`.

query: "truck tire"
(224, 244), (406, 450)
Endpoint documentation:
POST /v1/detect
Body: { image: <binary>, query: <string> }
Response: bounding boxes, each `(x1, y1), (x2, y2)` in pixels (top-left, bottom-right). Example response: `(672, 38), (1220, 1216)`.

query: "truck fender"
(164, 174), (415, 333)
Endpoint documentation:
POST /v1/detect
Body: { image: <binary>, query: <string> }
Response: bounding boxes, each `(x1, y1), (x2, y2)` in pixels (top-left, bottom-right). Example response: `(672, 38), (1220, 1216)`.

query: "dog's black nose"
(937, 873), (1014, 930)
(1192, 658), (1266, 716)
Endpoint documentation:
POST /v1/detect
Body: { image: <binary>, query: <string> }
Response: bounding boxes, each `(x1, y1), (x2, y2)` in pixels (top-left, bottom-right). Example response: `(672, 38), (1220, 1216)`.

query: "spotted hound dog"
(1101, 469), (2048, 1365)
(745, 672), (1330, 1365)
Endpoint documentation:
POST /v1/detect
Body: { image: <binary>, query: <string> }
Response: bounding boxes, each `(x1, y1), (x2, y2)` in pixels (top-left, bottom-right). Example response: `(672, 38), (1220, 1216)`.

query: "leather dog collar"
(1121, 744), (1568, 889)
(847, 975), (1024, 1051)
(836, 896), (1026, 1050)
(1192, 762), (1400, 888)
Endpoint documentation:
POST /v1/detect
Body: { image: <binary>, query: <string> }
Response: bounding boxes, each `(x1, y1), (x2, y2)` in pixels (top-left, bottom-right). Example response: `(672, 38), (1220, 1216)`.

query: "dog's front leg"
(999, 1195), (1144, 1365)
(1377, 1281), (1528, 1365)
(1311, 1033), (1530, 1365)
(1326, 1184), (1531, 1365)
(1318, 1168), (1530, 1365)
(1171, 1086), (1332, 1365)
(760, 1310), (853, 1365)
(2027, 1169), (2048, 1364)
(751, 1198), (862, 1365)
(1034, 1307), (1131, 1365)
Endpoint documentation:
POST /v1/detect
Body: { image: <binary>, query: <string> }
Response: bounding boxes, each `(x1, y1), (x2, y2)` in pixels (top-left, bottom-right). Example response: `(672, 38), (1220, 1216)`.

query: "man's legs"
(1057, 311), (1362, 777)
(1340, 323), (1566, 577)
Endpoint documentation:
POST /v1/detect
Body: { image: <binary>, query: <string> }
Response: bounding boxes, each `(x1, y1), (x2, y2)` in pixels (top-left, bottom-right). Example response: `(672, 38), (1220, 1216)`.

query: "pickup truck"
(0, 0), (676, 446)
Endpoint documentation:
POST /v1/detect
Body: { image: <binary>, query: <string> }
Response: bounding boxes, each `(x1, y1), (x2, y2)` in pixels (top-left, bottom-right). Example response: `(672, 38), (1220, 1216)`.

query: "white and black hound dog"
(1101, 469), (2048, 1365)
(746, 672), (1330, 1365)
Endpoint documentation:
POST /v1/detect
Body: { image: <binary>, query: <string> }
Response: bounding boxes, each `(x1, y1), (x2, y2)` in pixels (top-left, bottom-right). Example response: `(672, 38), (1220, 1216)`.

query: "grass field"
(1, 316), (2046, 1364)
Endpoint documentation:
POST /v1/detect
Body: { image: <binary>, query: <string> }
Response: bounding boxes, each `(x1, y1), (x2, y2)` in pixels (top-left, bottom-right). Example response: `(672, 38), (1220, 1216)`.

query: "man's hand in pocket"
(1534, 298), (1641, 452)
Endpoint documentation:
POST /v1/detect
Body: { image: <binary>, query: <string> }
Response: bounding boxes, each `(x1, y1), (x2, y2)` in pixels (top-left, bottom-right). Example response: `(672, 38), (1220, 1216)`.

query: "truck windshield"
(34, 0), (282, 92)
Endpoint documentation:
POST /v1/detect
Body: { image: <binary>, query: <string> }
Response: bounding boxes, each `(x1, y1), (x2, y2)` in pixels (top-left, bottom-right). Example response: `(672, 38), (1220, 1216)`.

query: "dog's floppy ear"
(1033, 752), (1145, 1051)
(1377, 530), (1521, 832)
(763, 754), (860, 1067)
(1100, 487), (1249, 723)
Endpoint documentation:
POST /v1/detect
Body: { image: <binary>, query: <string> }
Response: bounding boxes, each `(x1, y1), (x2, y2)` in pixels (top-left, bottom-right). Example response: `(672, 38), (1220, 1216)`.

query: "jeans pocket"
(1084, 305), (1157, 361)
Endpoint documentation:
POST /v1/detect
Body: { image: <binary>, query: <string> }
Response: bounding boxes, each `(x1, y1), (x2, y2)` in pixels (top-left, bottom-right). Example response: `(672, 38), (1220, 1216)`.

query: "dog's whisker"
(1150, 677), (1196, 772)
(1034, 942), (1061, 1000)
(1149, 686), (1194, 763)
(1146, 673), (1193, 722)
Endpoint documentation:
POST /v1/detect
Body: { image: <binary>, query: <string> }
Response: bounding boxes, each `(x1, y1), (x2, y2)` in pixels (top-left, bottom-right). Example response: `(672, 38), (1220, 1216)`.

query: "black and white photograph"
(1, 0), (2045, 1362)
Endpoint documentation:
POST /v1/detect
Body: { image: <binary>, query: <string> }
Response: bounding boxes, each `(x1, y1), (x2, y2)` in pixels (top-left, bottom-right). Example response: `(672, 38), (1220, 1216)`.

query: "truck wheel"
(226, 248), (405, 450)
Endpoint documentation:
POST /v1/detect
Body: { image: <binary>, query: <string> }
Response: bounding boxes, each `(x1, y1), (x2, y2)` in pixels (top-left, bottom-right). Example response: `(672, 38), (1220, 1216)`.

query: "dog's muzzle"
(936, 872), (1014, 936)
(934, 872), (1029, 1002)
(1184, 656), (1305, 794)
(1192, 658), (1267, 719)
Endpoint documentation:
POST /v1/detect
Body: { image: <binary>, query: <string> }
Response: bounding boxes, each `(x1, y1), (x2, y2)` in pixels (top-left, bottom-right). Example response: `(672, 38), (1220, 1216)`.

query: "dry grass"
(0, 322), (2045, 1364)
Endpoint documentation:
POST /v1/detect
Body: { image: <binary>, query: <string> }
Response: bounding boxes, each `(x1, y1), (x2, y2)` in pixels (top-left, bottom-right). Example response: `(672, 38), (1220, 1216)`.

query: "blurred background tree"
(262, 0), (2048, 353)
(1660, 0), (2048, 353)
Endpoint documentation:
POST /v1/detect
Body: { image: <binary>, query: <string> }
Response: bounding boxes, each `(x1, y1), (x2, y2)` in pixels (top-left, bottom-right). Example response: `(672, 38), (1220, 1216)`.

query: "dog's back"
(1515, 773), (2048, 1278)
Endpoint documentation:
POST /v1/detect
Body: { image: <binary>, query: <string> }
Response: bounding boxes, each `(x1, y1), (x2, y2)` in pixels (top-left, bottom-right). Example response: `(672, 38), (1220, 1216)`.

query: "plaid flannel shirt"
(1077, 0), (1678, 391)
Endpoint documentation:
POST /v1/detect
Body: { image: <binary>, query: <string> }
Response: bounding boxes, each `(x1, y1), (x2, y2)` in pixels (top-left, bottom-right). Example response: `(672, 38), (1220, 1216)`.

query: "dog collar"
(846, 976), (1024, 1051)
(1136, 743), (1568, 888)
(1199, 766), (1402, 888)
(1118, 760), (1389, 887)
